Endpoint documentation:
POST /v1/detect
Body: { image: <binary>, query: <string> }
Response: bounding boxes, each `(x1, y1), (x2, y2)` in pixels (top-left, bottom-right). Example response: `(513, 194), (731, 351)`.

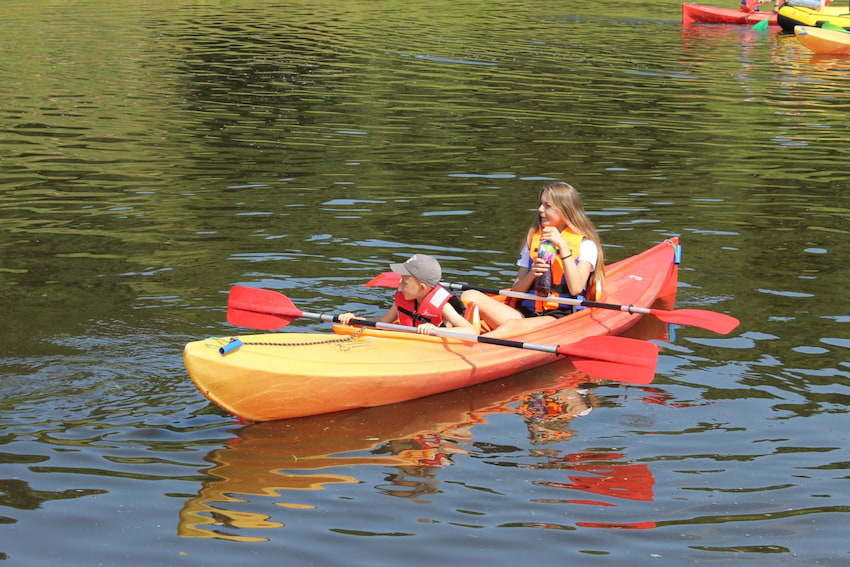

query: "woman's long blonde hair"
(526, 181), (605, 295)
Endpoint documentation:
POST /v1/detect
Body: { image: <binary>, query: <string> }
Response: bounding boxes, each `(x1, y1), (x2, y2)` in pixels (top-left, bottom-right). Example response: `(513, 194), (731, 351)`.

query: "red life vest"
(529, 229), (586, 312)
(395, 285), (452, 327)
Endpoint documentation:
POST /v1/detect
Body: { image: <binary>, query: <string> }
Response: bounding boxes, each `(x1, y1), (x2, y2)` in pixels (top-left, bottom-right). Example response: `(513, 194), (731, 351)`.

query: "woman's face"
(538, 190), (565, 228)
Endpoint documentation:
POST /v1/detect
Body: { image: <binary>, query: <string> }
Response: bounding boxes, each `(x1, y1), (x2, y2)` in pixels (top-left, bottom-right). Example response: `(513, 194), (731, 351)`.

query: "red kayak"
(682, 3), (779, 25)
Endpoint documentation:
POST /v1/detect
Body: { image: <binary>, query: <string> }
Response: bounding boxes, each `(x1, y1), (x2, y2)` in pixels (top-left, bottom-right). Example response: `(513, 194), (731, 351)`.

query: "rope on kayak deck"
(243, 328), (365, 347)
(205, 329), (365, 350)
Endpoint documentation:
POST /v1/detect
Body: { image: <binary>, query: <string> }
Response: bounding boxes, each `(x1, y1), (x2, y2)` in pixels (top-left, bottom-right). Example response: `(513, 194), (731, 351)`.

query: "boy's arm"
(377, 304), (398, 323)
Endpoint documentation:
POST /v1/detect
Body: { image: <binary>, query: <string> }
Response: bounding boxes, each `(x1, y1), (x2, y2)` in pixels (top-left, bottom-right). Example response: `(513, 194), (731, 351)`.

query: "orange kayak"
(795, 25), (850, 54)
(682, 3), (778, 26)
(184, 238), (680, 421)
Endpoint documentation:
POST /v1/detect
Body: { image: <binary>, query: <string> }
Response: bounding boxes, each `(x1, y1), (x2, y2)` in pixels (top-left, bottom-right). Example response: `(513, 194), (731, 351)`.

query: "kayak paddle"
(226, 286), (659, 385)
(821, 22), (848, 32)
(753, 18), (770, 31)
(365, 272), (739, 335)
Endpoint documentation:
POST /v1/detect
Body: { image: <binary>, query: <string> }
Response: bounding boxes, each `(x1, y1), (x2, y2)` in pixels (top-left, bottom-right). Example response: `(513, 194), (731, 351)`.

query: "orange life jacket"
(395, 285), (452, 327)
(529, 229), (586, 312)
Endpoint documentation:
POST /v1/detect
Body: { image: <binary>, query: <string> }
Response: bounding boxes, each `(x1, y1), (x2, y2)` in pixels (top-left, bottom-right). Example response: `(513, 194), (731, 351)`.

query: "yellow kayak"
(795, 24), (850, 53)
(777, 4), (850, 33)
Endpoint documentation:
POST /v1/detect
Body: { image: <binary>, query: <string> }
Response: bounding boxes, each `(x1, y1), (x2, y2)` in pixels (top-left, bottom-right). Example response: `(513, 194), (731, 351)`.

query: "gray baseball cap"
(390, 254), (442, 287)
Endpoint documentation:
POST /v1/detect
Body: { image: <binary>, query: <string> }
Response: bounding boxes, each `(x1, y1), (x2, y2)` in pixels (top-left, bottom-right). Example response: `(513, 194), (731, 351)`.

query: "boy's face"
(399, 275), (428, 300)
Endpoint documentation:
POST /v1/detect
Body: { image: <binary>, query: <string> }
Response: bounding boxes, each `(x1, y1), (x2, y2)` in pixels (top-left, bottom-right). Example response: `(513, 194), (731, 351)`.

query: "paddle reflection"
(179, 313), (670, 541)
(535, 452), (654, 504)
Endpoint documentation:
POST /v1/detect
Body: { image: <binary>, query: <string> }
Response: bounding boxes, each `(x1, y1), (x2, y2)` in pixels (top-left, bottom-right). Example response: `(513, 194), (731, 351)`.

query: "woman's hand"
(531, 256), (550, 276)
(541, 226), (569, 257)
(338, 312), (356, 325)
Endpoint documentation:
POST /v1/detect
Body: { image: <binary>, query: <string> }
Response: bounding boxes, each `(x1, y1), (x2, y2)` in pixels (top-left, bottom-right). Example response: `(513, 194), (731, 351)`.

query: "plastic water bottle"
(534, 240), (556, 297)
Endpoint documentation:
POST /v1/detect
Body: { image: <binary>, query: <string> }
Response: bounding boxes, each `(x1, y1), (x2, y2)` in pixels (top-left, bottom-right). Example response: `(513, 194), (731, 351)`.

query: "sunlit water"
(1, 0), (848, 565)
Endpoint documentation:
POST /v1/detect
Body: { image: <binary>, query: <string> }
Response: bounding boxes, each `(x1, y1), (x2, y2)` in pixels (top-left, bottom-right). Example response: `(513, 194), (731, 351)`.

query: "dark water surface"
(1, 0), (848, 564)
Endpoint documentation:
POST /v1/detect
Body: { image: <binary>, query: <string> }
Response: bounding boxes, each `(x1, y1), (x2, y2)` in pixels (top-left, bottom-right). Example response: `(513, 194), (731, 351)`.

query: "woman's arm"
(511, 242), (538, 292)
(512, 265), (536, 292)
(561, 239), (597, 296)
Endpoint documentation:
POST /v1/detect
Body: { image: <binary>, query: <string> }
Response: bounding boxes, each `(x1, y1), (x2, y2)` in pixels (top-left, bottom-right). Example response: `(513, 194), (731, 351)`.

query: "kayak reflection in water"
(371, 386), (597, 499)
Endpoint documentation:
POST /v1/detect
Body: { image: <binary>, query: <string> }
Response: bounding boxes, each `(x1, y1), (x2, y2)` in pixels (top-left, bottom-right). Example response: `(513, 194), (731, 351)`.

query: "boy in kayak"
(339, 254), (478, 335)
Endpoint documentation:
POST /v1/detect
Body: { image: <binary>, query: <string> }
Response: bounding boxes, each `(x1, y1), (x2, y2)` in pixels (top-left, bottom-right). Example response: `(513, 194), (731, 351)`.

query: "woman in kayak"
(339, 253), (478, 335)
(462, 181), (605, 334)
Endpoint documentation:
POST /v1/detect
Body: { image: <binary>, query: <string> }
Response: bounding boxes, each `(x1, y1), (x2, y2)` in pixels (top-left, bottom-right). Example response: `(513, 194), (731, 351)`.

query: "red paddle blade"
(572, 357), (656, 385)
(365, 272), (401, 288)
(226, 286), (303, 330)
(560, 336), (659, 385)
(649, 308), (739, 335)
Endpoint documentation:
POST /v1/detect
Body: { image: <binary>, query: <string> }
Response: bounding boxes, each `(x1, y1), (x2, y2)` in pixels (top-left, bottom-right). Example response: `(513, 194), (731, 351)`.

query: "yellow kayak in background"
(795, 24), (850, 53)
(777, 4), (850, 33)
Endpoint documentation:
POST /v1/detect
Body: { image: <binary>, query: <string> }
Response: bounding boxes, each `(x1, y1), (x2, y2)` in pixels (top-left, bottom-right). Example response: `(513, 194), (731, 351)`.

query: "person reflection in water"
(371, 434), (467, 500)
(517, 387), (595, 444)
